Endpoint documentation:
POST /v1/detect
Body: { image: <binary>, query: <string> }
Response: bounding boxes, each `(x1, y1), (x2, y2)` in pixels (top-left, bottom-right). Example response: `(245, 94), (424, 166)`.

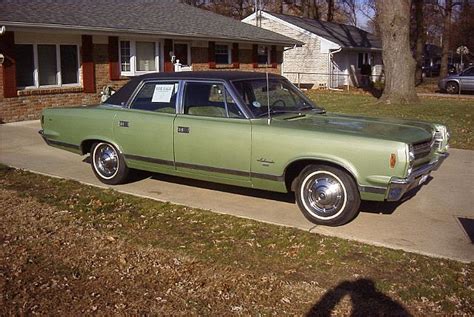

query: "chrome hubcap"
(447, 83), (456, 93)
(94, 144), (118, 178)
(302, 172), (345, 219)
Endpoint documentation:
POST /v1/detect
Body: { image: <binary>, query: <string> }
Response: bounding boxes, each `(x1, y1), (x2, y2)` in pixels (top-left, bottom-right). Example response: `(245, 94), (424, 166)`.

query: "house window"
(358, 53), (371, 69)
(119, 40), (160, 76)
(215, 44), (230, 64)
(257, 45), (270, 65)
(15, 43), (80, 88)
(60, 45), (79, 84)
(120, 41), (131, 72)
(136, 41), (156, 71)
(15, 44), (35, 87)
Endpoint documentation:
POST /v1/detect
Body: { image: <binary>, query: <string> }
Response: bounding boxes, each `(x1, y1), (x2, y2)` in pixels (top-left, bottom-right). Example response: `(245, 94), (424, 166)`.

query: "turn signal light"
(390, 153), (397, 168)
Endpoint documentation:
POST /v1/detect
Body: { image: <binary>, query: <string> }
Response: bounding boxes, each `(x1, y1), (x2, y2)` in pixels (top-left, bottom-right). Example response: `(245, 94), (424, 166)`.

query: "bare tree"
(440, 0), (453, 78)
(341, 0), (357, 26)
(413, 0), (425, 85)
(376, 0), (418, 104)
(327, 0), (334, 21)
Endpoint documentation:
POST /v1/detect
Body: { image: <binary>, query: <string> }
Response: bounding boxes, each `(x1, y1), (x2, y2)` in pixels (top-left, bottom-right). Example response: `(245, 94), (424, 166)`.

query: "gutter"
(328, 47), (343, 90)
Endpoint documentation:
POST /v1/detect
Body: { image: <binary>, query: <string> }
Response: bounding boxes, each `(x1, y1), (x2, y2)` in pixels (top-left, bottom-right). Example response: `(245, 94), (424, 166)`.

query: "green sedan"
(40, 71), (449, 226)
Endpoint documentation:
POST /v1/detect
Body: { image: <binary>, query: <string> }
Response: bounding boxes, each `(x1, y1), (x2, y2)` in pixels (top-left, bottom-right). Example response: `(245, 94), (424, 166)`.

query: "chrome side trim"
(359, 185), (386, 195)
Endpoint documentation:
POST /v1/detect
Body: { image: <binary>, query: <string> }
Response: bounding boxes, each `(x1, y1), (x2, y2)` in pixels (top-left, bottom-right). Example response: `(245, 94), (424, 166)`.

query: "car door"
(173, 81), (252, 185)
(460, 67), (474, 91)
(113, 80), (179, 172)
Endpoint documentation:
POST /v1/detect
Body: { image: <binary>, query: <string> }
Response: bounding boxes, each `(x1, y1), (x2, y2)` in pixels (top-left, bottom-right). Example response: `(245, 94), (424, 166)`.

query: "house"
(242, 11), (383, 89)
(0, 0), (300, 122)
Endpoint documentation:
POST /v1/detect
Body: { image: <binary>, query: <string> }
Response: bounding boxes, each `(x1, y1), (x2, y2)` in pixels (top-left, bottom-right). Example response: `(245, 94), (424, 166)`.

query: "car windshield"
(232, 79), (324, 117)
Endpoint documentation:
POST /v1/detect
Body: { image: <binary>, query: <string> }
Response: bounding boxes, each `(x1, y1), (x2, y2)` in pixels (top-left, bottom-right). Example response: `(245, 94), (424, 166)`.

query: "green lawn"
(305, 91), (474, 150)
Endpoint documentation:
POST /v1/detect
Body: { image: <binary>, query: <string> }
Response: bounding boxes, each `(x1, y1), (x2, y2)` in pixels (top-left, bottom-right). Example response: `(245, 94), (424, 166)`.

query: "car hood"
(275, 112), (434, 144)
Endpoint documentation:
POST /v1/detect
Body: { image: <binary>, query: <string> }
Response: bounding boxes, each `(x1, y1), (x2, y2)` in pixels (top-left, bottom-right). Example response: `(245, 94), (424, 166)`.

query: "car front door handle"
(177, 126), (190, 134)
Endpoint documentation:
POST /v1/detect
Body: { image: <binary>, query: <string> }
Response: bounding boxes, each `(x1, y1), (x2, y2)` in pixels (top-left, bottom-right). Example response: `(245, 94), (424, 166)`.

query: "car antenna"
(266, 65), (271, 125)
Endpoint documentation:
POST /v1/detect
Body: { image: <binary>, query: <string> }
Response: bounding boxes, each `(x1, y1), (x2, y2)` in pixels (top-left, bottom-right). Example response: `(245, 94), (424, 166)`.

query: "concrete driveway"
(1, 120), (473, 262)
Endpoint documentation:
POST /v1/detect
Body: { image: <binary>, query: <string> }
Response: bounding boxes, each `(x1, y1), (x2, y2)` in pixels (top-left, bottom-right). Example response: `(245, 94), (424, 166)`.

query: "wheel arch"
(80, 137), (124, 155)
(283, 157), (359, 192)
(445, 79), (460, 91)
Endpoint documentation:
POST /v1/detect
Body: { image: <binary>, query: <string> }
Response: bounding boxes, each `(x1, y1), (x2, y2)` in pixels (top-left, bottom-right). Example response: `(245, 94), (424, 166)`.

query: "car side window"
(183, 82), (244, 118)
(130, 82), (178, 113)
(462, 68), (474, 76)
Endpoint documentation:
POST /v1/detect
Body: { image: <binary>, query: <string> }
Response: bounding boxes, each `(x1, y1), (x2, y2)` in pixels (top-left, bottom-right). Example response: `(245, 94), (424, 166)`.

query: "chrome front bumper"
(386, 152), (449, 201)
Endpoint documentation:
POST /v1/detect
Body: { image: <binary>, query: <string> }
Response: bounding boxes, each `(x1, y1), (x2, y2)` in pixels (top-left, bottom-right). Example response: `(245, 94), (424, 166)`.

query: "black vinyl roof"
(0, 0), (300, 46)
(106, 71), (282, 106)
(266, 12), (381, 49)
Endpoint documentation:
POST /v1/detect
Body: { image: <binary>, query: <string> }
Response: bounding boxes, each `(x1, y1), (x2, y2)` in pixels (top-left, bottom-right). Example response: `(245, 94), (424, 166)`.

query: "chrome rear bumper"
(386, 152), (449, 201)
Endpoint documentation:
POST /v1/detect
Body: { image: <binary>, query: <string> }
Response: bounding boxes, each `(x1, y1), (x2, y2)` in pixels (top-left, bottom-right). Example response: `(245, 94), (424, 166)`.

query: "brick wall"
(0, 43), (129, 123)
(1, 36), (283, 123)
(191, 47), (281, 74)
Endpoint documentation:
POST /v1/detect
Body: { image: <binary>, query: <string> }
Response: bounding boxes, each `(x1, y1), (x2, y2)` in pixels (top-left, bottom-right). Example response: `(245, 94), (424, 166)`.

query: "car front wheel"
(91, 142), (129, 185)
(446, 81), (459, 94)
(295, 165), (360, 226)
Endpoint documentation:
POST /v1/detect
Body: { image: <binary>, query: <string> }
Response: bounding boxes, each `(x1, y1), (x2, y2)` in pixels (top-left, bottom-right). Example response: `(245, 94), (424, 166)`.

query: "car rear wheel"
(91, 142), (129, 185)
(295, 165), (360, 226)
(446, 81), (459, 94)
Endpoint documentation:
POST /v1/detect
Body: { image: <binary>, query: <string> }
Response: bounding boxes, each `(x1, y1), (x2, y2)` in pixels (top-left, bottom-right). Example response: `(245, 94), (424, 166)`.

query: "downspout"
(328, 47), (343, 91)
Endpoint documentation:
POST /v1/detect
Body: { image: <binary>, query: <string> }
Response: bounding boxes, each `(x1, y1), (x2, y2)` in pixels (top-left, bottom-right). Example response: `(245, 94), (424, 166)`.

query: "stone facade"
(243, 14), (384, 89)
(245, 15), (331, 88)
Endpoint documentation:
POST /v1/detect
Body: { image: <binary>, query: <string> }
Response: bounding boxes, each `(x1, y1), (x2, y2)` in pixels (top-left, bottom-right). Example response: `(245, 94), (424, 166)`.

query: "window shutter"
(81, 35), (95, 93)
(164, 39), (173, 72)
(0, 31), (17, 98)
(108, 36), (120, 80)
(271, 45), (277, 68)
(208, 41), (216, 69)
(232, 43), (239, 69)
(252, 44), (258, 68)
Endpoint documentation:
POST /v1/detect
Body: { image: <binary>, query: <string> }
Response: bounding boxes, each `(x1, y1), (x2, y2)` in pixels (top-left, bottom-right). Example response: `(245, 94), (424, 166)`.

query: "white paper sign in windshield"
(152, 84), (175, 103)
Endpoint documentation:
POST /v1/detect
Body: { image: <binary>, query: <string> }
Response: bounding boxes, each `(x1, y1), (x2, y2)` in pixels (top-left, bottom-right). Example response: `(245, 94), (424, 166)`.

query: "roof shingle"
(0, 0), (300, 45)
(267, 12), (381, 49)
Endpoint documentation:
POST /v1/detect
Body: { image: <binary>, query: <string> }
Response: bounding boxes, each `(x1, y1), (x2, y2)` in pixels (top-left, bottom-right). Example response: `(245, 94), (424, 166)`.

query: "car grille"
(413, 139), (433, 160)
(434, 131), (443, 150)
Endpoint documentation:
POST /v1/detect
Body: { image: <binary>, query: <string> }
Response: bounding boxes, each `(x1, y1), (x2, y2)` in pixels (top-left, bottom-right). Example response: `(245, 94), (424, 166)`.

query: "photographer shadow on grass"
(307, 278), (412, 317)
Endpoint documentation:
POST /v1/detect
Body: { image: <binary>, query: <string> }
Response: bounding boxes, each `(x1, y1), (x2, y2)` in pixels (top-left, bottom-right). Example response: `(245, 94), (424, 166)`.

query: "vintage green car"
(40, 71), (449, 226)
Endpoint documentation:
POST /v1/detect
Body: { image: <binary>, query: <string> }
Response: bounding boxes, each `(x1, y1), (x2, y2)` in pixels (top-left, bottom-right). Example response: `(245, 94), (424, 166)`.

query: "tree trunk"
(278, 0), (284, 14)
(440, 0), (452, 78)
(309, 0), (316, 19)
(303, 0), (310, 18)
(327, 0), (334, 21)
(376, 0), (418, 104)
(414, 0), (424, 85)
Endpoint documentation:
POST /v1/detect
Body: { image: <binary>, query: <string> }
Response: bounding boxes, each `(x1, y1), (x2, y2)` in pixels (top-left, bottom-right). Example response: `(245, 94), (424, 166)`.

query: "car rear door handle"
(177, 126), (190, 133)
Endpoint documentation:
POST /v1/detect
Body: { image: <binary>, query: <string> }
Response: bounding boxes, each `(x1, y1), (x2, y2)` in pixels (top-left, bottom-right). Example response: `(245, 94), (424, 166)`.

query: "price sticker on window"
(151, 84), (175, 103)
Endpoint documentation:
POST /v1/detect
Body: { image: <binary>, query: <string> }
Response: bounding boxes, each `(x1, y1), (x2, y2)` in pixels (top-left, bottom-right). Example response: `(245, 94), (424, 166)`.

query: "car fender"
(283, 154), (360, 183)
(80, 136), (125, 155)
